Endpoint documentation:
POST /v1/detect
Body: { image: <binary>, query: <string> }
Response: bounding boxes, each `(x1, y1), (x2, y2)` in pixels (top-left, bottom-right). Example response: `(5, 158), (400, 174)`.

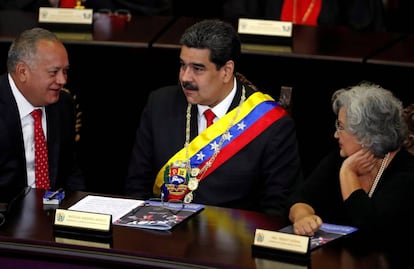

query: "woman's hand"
(341, 148), (377, 176)
(289, 203), (323, 236)
(340, 148), (377, 199)
(293, 214), (323, 236)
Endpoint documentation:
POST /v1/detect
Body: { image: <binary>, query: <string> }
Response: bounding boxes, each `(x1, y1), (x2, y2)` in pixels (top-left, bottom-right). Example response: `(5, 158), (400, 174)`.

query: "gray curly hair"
(332, 81), (408, 157)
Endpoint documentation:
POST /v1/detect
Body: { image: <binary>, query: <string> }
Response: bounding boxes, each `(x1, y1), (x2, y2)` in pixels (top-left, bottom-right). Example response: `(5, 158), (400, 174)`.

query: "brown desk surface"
(0, 10), (173, 47)
(152, 17), (403, 63)
(0, 10), (410, 67)
(366, 33), (414, 67)
(289, 25), (403, 62)
(0, 189), (410, 269)
(0, 10), (410, 64)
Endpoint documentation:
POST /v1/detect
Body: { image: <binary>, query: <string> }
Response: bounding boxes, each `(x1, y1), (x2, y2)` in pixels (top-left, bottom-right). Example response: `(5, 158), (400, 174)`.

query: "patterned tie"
(204, 109), (216, 128)
(31, 109), (50, 190)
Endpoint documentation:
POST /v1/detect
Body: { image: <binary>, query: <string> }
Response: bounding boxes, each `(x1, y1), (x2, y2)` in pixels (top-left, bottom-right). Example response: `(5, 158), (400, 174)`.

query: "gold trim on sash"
(153, 92), (276, 195)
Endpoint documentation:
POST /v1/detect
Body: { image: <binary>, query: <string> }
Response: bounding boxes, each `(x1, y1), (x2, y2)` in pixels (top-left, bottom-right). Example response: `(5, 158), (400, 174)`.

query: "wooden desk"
(152, 17), (402, 62)
(0, 10), (173, 46)
(366, 33), (414, 67)
(361, 33), (414, 107)
(0, 189), (410, 269)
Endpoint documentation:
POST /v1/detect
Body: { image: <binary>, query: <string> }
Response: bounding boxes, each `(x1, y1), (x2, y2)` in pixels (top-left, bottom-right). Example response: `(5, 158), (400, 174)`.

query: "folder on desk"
(278, 223), (358, 250)
(113, 200), (204, 231)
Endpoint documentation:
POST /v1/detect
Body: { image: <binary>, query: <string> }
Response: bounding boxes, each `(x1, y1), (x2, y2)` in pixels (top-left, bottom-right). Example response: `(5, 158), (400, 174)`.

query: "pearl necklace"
(183, 86), (246, 203)
(368, 153), (390, 198)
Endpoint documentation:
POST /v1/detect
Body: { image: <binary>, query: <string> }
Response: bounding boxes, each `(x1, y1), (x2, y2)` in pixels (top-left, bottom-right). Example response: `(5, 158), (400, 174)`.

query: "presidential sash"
(153, 91), (287, 198)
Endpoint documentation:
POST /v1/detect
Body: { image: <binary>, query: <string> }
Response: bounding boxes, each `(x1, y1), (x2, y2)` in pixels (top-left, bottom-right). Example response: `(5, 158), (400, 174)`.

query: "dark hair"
(179, 19), (241, 72)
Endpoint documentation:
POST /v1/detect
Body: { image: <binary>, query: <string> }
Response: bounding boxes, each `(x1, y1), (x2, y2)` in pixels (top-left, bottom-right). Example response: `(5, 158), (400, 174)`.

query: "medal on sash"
(188, 178), (199, 191)
(188, 168), (200, 191)
(184, 191), (194, 204)
(190, 168), (200, 177)
(162, 161), (188, 200)
(162, 161), (201, 202)
(184, 167), (200, 203)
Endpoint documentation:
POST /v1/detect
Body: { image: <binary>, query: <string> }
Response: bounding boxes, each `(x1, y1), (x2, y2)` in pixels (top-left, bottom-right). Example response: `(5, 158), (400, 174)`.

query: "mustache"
(181, 81), (198, 91)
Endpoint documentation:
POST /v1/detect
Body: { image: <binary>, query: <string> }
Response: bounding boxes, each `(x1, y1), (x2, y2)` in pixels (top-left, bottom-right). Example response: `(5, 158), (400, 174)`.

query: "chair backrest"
(62, 88), (82, 143)
(403, 103), (414, 154)
(235, 72), (258, 91)
(235, 72), (293, 113)
(279, 85), (293, 114)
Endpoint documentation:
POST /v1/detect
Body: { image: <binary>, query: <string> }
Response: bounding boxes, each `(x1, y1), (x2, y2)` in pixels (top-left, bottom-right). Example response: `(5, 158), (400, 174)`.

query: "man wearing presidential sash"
(125, 19), (302, 217)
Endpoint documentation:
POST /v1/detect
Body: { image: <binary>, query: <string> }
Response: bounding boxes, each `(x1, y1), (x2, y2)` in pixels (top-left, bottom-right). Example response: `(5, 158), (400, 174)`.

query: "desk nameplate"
(253, 228), (309, 254)
(38, 7), (93, 25)
(252, 228), (310, 264)
(54, 209), (111, 232)
(238, 18), (292, 37)
(238, 18), (293, 45)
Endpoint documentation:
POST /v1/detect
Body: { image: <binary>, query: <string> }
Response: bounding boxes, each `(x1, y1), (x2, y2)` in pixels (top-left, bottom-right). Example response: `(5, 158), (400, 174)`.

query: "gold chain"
(183, 86), (246, 202)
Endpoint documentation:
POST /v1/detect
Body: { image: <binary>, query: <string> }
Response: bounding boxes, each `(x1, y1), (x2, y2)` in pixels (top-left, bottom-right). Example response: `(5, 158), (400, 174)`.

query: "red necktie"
(31, 109), (51, 190)
(204, 109), (216, 128)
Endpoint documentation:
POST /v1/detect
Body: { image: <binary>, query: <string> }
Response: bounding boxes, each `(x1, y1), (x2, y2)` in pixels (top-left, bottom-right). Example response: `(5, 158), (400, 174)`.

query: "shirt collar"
(197, 77), (237, 119)
(8, 73), (44, 120)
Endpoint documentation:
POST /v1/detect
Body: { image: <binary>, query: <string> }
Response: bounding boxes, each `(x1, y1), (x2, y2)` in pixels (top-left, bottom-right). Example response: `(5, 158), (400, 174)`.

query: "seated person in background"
(221, 0), (385, 31)
(125, 19), (302, 217)
(287, 81), (414, 244)
(0, 27), (85, 193)
(280, 0), (386, 30)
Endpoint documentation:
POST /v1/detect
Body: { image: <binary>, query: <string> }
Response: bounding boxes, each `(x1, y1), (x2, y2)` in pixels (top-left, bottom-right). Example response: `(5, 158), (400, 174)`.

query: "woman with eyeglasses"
(287, 81), (414, 249)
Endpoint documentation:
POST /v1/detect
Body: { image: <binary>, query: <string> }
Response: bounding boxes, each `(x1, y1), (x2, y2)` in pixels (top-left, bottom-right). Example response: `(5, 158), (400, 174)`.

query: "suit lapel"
(0, 74), (25, 153)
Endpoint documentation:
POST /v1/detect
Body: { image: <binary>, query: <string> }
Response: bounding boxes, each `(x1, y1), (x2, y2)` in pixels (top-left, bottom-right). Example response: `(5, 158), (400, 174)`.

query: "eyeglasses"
(335, 119), (346, 133)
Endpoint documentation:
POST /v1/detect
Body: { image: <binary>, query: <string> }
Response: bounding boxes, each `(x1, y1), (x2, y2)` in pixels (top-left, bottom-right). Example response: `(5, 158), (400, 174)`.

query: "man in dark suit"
(0, 27), (85, 198)
(125, 19), (302, 217)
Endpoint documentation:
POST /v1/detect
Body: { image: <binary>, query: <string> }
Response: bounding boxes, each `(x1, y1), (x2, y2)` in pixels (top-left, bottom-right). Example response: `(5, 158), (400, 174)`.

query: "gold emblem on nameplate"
(184, 191), (194, 203)
(190, 168), (200, 177)
(188, 178), (199, 191)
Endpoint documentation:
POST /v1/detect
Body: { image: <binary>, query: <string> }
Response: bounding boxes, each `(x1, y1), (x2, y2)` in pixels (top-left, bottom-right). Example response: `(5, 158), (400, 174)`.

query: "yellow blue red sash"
(153, 91), (287, 196)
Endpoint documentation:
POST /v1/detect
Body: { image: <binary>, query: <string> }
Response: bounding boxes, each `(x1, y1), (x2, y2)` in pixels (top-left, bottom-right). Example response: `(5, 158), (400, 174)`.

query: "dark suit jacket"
(0, 73), (85, 197)
(125, 79), (302, 217)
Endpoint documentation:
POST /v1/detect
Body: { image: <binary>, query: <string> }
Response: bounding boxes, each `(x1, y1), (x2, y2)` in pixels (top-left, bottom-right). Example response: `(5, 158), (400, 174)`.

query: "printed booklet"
(113, 200), (204, 231)
(279, 223), (358, 250)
